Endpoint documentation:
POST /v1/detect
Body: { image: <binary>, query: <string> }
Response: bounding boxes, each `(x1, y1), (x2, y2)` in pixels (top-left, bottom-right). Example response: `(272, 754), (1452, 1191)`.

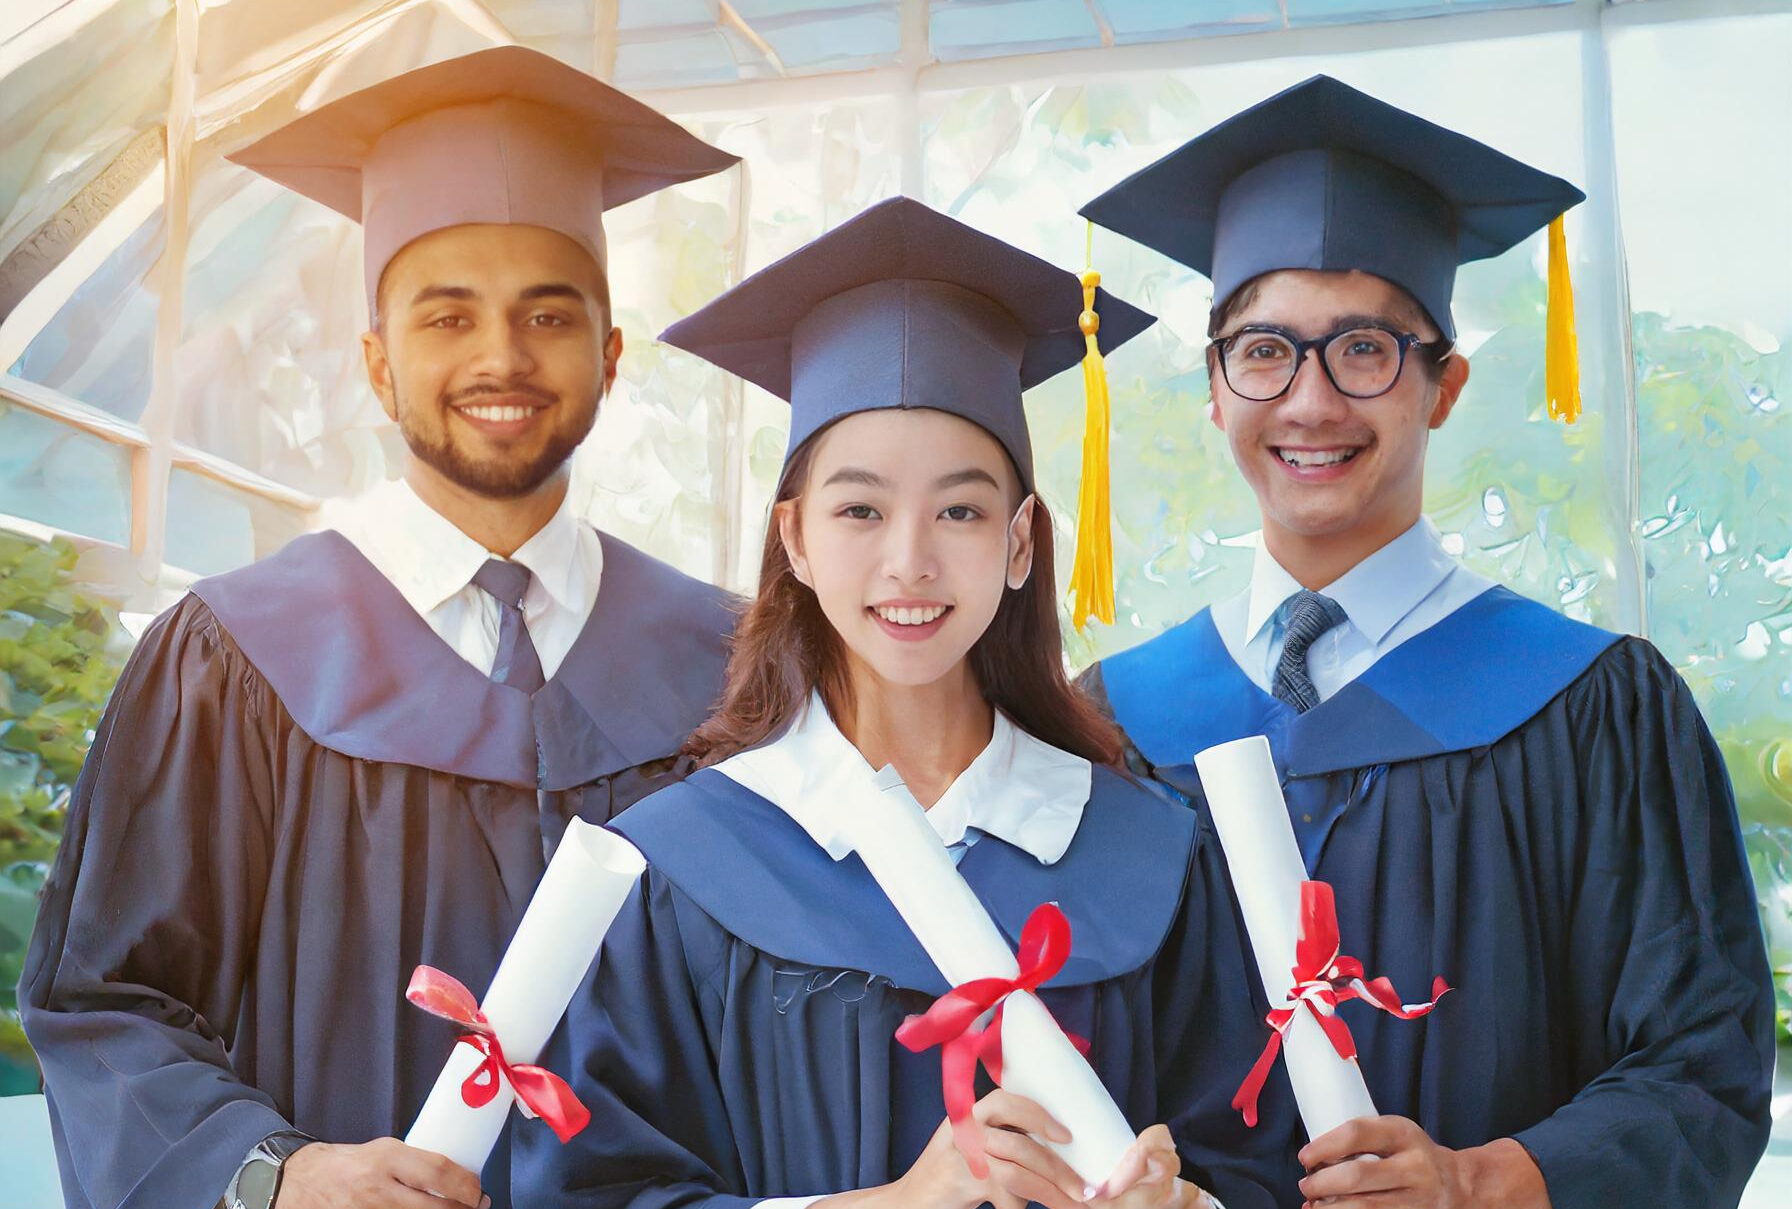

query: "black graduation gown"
(510, 766), (1293, 1209)
(1084, 585), (1775, 1208)
(19, 528), (735, 1209)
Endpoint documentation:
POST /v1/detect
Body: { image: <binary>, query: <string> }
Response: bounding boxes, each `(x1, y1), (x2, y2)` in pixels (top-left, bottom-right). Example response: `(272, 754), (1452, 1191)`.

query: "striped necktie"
(1271, 590), (1347, 713)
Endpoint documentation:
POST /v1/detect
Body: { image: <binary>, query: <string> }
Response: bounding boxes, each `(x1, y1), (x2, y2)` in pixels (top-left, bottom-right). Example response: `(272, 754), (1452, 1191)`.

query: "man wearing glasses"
(1079, 77), (1773, 1209)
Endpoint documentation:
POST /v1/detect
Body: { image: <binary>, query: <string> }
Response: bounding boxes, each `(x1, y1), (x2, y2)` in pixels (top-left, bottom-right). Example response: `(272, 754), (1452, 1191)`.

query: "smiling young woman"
(685, 404), (1120, 786)
(508, 197), (1290, 1209)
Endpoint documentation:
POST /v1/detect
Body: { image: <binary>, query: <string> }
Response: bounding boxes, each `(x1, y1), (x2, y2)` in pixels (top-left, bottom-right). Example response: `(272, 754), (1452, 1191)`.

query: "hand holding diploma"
(403, 819), (647, 1174)
(1193, 736), (1447, 1142)
(840, 764), (1141, 1195)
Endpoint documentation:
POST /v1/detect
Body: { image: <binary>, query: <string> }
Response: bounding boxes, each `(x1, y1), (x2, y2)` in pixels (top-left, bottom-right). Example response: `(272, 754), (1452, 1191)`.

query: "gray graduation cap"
(228, 45), (740, 308)
(658, 195), (1154, 490)
(1079, 74), (1585, 340)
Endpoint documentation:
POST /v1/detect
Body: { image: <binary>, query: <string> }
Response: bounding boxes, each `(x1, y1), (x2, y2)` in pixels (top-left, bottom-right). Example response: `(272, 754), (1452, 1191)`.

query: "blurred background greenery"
(0, 533), (127, 1093)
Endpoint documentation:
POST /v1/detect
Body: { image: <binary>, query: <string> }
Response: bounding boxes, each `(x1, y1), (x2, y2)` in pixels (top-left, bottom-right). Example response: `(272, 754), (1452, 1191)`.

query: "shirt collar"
(506, 490), (594, 616)
(1243, 518), (1458, 646)
(715, 691), (1092, 866)
(337, 479), (489, 618)
(333, 479), (594, 618)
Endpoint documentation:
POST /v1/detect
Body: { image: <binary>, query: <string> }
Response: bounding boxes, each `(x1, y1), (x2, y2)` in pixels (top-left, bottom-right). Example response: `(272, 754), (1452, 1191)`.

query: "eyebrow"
(935, 468), (1001, 491)
(408, 282), (589, 307)
(519, 282), (587, 303)
(821, 466), (1002, 491)
(1237, 313), (1398, 334)
(822, 467), (891, 489)
(410, 284), (477, 306)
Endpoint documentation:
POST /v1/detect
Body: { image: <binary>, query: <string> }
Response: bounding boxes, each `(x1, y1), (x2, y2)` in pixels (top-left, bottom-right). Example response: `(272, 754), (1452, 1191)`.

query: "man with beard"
(20, 46), (738, 1209)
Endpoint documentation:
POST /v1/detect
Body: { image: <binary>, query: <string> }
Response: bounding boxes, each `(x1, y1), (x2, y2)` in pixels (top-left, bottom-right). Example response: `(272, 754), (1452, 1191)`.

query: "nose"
(1275, 345), (1351, 425)
(469, 322), (537, 380)
(880, 511), (939, 587)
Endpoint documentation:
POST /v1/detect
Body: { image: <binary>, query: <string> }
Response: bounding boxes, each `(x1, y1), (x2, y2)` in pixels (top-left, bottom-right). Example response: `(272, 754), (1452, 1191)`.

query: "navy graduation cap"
(1081, 74), (1588, 421)
(660, 196), (1155, 624)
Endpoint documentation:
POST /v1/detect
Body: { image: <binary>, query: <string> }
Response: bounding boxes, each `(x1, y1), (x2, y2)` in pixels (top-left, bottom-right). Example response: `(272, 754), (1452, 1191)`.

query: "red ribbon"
(1233, 881), (1450, 1127)
(405, 966), (591, 1144)
(894, 903), (1089, 1179)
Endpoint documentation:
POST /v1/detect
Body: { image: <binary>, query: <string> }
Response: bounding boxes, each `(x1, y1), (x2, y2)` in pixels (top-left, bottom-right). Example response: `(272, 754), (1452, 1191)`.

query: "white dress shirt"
(715, 691), (1094, 1209)
(1210, 518), (1494, 704)
(327, 478), (603, 680)
(717, 690), (1093, 866)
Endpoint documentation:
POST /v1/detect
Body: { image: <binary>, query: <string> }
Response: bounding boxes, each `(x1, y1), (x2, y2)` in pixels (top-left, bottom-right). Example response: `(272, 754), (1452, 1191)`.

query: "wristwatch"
(222, 1131), (313, 1209)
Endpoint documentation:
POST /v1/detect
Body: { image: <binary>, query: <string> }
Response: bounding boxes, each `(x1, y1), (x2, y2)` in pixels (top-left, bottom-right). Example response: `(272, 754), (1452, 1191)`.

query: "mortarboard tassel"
(1069, 223), (1116, 630)
(1545, 214), (1581, 424)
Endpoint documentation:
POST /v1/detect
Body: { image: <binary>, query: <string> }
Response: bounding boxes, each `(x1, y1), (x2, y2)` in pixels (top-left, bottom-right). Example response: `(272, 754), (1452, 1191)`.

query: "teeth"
(462, 405), (533, 422)
(875, 605), (947, 626)
(1278, 448), (1358, 467)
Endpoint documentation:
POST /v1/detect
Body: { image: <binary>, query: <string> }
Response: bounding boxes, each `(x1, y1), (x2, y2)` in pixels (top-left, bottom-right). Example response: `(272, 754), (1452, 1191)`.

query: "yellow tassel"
(1069, 257), (1116, 631)
(1545, 214), (1581, 424)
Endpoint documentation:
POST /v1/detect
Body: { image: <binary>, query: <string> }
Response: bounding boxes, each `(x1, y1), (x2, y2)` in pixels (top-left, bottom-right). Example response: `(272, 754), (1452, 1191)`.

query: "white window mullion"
(134, 0), (199, 608)
(1581, 0), (1647, 638)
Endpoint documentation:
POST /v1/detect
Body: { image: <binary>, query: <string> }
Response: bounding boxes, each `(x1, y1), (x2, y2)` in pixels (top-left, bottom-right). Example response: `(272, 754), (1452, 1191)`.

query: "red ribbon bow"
(894, 903), (1089, 1179)
(405, 966), (591, 1144)
(1233, 881), (1450, 1127)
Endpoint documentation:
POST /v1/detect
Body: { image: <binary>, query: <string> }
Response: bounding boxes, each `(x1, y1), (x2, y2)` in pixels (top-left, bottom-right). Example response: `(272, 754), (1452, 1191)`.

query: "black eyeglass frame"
(1207, 323), (1456, 402)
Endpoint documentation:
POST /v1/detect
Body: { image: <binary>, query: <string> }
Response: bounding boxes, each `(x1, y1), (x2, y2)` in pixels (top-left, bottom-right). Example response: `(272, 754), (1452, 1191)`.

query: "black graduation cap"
(1079, 74), (1585, 345)
(658, 195), (1154, 492)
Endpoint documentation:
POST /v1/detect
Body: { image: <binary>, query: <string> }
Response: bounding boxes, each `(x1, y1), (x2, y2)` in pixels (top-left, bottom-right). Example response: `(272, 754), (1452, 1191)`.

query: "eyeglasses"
(1208, 323), (1454, 402)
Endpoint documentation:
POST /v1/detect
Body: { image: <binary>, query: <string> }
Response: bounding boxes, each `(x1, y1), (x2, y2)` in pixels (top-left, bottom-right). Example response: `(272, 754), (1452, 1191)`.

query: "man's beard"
(398, 386), (596, 499)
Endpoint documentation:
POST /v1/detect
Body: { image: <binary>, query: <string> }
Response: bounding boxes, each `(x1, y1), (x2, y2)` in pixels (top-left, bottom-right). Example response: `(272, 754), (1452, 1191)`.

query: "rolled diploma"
(1193, 735), (1376, 1140)
(841, 764), (1138, 1189)
(404, 819), (647, 1173)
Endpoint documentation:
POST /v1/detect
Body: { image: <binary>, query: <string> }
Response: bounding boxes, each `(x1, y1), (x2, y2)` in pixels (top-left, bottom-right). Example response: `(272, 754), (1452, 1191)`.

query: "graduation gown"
(19, 528), (735, 1209)
(510, 765), (1292, 1209)
(1084, 585), (1775, 1208)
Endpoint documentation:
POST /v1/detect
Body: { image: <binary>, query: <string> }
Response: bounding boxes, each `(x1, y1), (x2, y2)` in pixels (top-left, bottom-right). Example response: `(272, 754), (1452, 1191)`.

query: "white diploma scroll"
(841, 764), (1138, 1190)
(1193, 735), (1377, 1140)
(404, 819), (647, 1173)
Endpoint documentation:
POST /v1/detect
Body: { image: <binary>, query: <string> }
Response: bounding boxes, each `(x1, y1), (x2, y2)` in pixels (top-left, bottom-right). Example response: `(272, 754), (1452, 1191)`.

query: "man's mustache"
(443, 382), (559, 406)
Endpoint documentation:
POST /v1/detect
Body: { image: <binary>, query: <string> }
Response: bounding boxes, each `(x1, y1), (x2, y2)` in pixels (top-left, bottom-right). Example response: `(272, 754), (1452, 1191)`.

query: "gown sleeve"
(1510, 639), (1774, 1209)
(1152, 827), (1294, 1209)
(511, 867), (764, 1209)
(18, 598), (292, 1209)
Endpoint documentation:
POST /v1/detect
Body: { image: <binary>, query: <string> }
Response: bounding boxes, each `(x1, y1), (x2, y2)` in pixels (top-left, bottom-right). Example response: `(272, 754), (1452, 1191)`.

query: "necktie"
(472, 558), (546, 694)
(1271, 590), (1347, 713)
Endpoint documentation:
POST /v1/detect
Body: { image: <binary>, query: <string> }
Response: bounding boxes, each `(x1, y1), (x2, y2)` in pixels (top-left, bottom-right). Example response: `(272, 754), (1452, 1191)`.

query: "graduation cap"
(227, 44), (739, 310)
(1081, 75), (1587, 422)
(660, 196), (1155, 628)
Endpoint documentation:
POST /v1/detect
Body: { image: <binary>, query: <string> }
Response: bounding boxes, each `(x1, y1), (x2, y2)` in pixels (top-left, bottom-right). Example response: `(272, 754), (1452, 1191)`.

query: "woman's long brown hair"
(686, 432), (1124, 768)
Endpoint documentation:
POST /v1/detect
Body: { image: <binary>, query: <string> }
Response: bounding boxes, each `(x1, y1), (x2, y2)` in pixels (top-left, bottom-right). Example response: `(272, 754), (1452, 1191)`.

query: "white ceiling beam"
(718, 1), (787, 75)
(636, 0), (1592, 114)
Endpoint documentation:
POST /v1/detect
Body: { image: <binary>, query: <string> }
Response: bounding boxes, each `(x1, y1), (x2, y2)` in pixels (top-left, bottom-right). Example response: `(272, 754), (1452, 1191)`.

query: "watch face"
(235, 1157), (280, 1209)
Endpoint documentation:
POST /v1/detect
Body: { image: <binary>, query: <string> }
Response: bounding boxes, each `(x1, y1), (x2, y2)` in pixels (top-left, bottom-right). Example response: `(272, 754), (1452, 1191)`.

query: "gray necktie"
(472, 558), (546, 694)
(1271, 590), (1347, 713)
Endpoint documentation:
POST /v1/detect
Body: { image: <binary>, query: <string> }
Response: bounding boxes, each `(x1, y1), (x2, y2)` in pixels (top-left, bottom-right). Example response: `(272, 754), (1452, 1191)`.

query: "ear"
(602, 326), (623, 394)
(1429, 352), (1471, 430)
(362, 329), (398, 423)
(776, 499), (813, 589)
(1005, 494), (1037, 591)
(1206, 349), (1228, 433)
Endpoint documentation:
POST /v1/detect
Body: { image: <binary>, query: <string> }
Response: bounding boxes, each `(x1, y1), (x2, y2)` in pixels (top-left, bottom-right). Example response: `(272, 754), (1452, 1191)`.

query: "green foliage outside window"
(0, 532), (129, 1094)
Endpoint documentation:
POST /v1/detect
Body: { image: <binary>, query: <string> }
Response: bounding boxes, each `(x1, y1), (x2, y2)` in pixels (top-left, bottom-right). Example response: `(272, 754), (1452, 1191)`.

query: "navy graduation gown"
(511, 766), (1290, 1209)
(20, 529), (735, 1209)
(1084, 586), (1775, 1208)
